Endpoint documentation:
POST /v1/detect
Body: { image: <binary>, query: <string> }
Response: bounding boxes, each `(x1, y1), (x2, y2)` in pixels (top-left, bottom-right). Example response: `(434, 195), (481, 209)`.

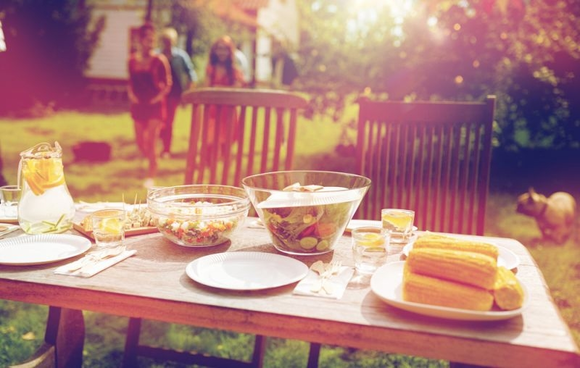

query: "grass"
(0, 106), (579, 367)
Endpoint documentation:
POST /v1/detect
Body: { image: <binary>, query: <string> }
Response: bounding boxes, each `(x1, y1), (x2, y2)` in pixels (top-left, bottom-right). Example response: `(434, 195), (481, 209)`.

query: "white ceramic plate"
(0, 234), (91, 266)
(0, 223), (20, 237)
(371, 262), (528, 321)
(402, 241), (520, 270)
(186, 252), (309, 290)
(345, 219), (418, 233)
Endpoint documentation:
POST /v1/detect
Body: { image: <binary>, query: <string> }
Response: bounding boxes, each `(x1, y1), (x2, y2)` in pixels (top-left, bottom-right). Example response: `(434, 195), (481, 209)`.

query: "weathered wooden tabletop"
(1, 218), (579, 367)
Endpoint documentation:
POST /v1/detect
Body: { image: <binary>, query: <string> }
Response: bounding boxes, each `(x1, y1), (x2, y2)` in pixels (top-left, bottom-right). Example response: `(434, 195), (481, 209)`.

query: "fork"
(62, 248), (122, 273)
(311, 260), (342, 294)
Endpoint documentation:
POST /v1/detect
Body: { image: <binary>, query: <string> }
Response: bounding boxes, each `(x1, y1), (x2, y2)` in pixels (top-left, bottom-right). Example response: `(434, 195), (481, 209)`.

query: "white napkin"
(293, 265), (354, 299)
(54, 250), (136, 278)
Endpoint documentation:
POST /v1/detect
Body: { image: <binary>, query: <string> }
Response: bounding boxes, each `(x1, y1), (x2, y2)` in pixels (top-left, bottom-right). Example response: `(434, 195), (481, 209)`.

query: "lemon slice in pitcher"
(22, 158), (65, 195)
(39, 158), (65, 189)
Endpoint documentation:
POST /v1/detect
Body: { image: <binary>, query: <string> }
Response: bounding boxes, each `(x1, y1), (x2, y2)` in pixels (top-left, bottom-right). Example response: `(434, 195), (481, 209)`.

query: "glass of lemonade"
(92, 209), (126, 255)
(381, 209), (415, 247)
(351, 226), (390, 274)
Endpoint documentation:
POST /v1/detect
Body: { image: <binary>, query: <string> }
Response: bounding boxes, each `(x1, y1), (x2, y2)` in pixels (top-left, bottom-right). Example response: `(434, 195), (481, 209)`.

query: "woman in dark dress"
(127, 23), (171, 188)
(203, 36), (245, 157)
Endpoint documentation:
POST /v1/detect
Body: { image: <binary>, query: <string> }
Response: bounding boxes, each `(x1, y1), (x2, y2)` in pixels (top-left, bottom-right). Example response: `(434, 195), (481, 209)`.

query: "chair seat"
(9, 344), (55, 368)
(10, 307), (84, 368)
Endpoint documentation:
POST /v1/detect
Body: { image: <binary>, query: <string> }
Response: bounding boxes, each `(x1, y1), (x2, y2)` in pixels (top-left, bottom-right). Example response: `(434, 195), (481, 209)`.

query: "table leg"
(251, 335), (266, 368)
(450, 362), (488, 368)
(52, 307), (85, 368)
(122, 317), (142, 367)
(307, 343), (321, 368)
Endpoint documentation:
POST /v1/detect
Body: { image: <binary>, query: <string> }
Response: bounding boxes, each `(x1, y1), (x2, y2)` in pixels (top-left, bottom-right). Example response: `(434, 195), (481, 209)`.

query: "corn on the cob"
(406, 248), (498, 290)
(414, 233), (499, 261)
(402, 269), (494, 311)
(493, 266), (525, 310)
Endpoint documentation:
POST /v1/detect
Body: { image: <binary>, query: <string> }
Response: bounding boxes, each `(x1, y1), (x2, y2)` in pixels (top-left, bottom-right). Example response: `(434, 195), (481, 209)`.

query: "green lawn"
(0, 106), (578, 367)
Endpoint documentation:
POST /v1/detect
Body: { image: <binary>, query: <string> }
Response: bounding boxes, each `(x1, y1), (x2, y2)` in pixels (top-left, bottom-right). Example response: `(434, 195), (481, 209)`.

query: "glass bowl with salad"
(242, 171), (371, 255)
(147, 185), (250, 247)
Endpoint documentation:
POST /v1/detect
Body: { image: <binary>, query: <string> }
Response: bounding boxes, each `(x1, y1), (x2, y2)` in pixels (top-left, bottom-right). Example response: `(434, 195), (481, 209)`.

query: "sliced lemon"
(37, 158), (65, 189)
(100, 217), (124, 235)
(382, 213), (413, 231)
(356, 233), (385, 247)
(22, 158), (65, 196)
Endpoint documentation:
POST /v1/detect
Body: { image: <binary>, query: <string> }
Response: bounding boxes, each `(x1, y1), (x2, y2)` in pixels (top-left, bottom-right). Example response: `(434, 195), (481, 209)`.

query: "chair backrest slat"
(183, 88), (308, 187)
(355, 96), (496, 235)
(260, 107), (272, 173)
(247, 106), (259, 178)
(233, 105), (247, 185)
(285, 110), (298, 170)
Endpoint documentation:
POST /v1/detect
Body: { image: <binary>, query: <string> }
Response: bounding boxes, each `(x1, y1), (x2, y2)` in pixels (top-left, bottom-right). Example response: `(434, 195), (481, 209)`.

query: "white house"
(83, 0), (300, 101)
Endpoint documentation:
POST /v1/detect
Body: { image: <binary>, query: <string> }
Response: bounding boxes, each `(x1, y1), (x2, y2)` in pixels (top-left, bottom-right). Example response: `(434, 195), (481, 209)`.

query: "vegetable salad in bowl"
(148, 185), (250, 247)
(242, 171), (370, 255)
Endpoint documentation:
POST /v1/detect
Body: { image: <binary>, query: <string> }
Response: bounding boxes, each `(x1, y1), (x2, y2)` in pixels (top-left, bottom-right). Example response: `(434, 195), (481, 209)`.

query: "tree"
(0, 0), (103, 114)
(295, 0), (580, 150)
(405, 0), (580, 149)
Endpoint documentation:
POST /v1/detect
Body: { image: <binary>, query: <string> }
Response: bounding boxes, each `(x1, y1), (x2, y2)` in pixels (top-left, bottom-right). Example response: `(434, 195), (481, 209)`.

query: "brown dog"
(516, 188), (577, 243)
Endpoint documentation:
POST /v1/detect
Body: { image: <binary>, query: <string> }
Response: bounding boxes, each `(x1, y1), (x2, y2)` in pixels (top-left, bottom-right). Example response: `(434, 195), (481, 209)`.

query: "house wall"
(258, 0), (299, 47)
(255, 0), (299, 83)
(85, 9), (145, 80)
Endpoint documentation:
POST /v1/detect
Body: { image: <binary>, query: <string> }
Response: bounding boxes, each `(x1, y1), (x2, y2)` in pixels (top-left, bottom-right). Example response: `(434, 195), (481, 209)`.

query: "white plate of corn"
(402, 234), (520, 270)
(371, 262), (529, 321)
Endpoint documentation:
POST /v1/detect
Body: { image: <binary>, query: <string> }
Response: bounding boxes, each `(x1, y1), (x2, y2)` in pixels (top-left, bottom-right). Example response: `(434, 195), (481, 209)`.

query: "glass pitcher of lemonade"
(18, 142), (75, 234)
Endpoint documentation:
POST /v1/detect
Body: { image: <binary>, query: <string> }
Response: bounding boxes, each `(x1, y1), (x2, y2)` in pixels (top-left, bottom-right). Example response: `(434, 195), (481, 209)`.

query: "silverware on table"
(310, 260), (342, 294)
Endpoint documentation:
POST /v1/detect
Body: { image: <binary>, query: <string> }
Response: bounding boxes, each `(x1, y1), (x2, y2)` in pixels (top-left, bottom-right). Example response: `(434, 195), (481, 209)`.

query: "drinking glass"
(1, 185), (21, 206)
(351, 226), (390, 274)
(381, 209), (415, 247)
(0, 185), (21, 218)
(91, 209), (126, 255)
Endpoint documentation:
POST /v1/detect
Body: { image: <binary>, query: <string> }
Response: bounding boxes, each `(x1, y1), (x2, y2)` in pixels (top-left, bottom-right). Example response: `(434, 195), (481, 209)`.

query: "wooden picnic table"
(0, 218), (579, 367)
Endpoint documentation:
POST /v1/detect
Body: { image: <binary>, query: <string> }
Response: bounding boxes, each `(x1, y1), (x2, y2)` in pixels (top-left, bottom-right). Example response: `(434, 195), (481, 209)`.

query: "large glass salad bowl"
(148, 185), (250, 247)
(242, 171), (371, 255)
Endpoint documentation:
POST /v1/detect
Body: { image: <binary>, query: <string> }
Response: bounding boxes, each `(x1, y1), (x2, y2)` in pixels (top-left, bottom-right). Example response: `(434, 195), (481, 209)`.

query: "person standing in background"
(203, 36), (246, 158)
(271, 39), (299, 89)
(128, 23), (172, 188)
(159, 27), (198, 159)
(204, 35), (246, 88)
(0, 144), (7, 187)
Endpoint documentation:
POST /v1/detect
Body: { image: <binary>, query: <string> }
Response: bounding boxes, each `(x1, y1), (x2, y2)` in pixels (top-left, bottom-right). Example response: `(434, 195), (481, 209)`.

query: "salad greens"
(261, 201), (354, 253)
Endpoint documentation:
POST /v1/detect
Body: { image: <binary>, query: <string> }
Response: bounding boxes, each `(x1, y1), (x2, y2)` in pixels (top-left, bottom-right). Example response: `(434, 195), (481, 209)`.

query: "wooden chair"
(124, 87), (308, 368)
(10, 307), (84, 368)
(183, 87), (308, 186)
(307, 96), (496, 368)
(355, 96), (496, 235)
